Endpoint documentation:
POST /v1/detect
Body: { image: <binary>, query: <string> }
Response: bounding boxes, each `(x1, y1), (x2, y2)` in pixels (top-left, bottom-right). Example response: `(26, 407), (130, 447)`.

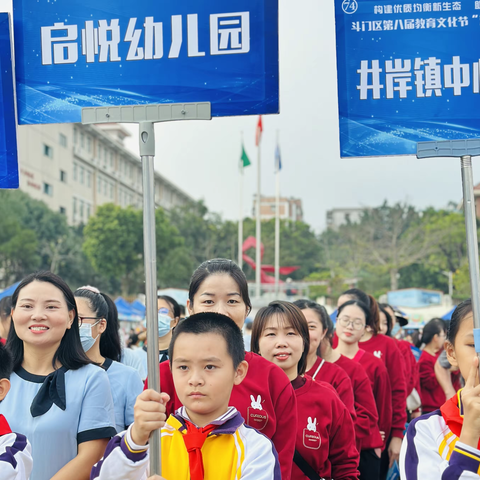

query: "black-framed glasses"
(337, 316), (365, 331)
(78, 316), (101, 327)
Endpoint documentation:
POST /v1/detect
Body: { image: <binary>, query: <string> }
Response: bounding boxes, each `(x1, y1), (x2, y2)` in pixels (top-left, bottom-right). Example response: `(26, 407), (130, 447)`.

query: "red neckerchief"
(440, 390), (480, 449)
(0, 415), (12, 436)
(182, 420), (217, 480)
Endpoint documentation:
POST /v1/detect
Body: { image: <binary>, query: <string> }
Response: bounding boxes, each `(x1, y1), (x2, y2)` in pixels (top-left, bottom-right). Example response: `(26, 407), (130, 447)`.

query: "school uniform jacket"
(91, 407), (281, 480)
(292, 376), (359, 480)
(353, 349), (392, 450)
(400, 392), (480, 479)
(334, 355), (379, 451)
(358, 334), (407, 439)
(147, 352), (297, 480)
(306, 356), (357, 423)
(0, 415), (33, 480)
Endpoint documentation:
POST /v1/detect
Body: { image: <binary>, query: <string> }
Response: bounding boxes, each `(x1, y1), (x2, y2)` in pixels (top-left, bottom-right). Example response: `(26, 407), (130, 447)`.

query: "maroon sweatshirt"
(292, 376), (359, 480)
(357, 334), (407, 439)
(306, 356), (356, 423)
(395, 338), (417, 396)
(418, 350), (445, 413)
(147, 352), (297, 480)
(335, 354), (379, 452)
(353, 349), (392, 450)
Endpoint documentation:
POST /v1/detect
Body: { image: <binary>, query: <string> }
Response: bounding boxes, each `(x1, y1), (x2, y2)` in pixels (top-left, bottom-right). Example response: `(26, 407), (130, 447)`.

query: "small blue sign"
(335, 0), (480, 157)
(13, 0), (279, 125)
(0, 13), (18, 188)
(387, 288), (442, 308)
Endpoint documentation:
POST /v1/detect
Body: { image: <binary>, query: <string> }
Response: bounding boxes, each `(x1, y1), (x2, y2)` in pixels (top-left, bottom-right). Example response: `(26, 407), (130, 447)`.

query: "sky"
(4, 0), (475, 232)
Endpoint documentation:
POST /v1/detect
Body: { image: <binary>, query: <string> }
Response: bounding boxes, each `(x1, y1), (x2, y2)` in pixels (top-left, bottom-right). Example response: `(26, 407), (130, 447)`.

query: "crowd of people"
(0, 258), (477, 479)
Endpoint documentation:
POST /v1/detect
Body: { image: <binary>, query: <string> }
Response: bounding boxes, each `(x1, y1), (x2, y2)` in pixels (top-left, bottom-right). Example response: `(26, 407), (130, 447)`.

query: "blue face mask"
(79, 321), (100, 352)
(391, 323), (401, 337)
(158, 309), (172, 338)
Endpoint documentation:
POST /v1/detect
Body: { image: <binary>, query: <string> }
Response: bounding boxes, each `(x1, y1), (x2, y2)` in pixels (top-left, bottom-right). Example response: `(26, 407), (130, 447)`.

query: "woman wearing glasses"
(74, 287), (143, 433)
(335, 300), (393, 480)
(0, 272), (116, 480)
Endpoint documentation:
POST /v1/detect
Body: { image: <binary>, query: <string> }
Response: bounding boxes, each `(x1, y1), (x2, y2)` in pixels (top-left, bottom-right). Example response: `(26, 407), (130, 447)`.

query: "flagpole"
(274, 131), (280, 297)
(238, 133), (244, 268)
(255, 118), (262, 298)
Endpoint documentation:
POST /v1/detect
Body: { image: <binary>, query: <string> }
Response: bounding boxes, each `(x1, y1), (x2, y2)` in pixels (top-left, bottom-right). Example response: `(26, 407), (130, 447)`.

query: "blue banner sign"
(387, 288), (442, 308)
(13, 0), (279, 125)
(335, 0), (480, 157)
(0, 13), (18, 188)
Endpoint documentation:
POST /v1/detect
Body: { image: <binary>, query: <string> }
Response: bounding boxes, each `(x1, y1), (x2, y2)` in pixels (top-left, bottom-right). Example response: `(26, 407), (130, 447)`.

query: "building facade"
(326, 208), (365, 230)
(17, 123), (193, 225)
(252, 195), (303, 222)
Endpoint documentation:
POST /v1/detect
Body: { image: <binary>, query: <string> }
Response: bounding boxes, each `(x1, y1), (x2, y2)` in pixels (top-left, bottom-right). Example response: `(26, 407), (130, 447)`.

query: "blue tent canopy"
(330, 309), (337, 323)
(131, 299), (146, 316)
(0, 281), (20, 301)
(442, 307), (456, 321)
(114, 297), (144, 322)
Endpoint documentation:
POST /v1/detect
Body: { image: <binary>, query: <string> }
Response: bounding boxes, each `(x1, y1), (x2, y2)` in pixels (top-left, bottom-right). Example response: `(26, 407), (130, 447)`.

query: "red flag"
(255, 115), (263, 146)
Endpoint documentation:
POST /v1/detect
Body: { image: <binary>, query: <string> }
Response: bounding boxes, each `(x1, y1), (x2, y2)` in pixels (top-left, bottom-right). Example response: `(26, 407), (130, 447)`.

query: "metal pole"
(238, 167), (244, 268)
(255, 138), (262, 298)
(140, 121), (161, 475)
(274, 137), (280, 296)
(460, 155), (480, 372)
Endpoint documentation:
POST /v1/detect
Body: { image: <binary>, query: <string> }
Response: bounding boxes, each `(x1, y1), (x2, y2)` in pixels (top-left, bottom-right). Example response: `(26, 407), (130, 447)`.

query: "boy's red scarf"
(0, 414), (12, 436)
(440, 390), (480, 450)
(182, 420), (217, 480)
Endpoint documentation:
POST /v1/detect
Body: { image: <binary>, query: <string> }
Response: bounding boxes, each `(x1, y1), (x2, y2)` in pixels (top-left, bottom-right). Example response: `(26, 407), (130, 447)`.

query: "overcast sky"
(4, 0), (474, 232)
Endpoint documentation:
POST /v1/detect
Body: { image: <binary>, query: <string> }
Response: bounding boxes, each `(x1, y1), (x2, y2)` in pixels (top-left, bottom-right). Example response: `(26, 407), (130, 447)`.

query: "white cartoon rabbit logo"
(250, 395), (263, 410)
(307, 417), (317, 433)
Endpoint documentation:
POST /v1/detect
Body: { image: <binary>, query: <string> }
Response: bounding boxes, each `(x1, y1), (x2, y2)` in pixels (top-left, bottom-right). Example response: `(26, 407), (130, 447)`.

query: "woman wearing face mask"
(133, 295), (180, 377)
(147, 259), (297, 480)
(74, 286), (143, 433)
(252, 301), (359, 480)
(0, 272), (116, 480)
(293, 299), (356, 422)
(335, 300), (393, 480)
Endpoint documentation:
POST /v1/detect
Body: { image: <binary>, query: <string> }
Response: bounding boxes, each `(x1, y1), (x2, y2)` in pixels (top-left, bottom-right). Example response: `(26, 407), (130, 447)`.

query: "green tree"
(83, 204), (143, 296)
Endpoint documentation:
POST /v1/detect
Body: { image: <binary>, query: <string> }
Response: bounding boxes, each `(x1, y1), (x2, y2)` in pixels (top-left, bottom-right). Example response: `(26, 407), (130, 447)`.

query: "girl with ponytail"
(74, 286), (144, 433)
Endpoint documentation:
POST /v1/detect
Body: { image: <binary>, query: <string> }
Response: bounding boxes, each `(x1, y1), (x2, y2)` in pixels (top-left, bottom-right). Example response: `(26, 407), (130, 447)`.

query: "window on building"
(110, 151), (114, 168)
(59, 133), (67, 147)
(73, 163), (78, 181)
(104, 181), (107, 196)
(87, 136), (92, 153)
(110, 183), (114, 199)
(87, 171), (91, 188)
(98, 144), (102, 161)
(124, 161), (128, 174)
(43, 144), (53, 158)
(79, 200), (84, 220)
(60, 170), (67, 183)
(43, 183), (53, 196)
(79, 166), (84, 184)
(73, 198), (77, 217)
(73, 128), (78, 145)
(86, 204), (91, 219)
(98, 178), (102, 194)
(80, 132), (85, 148)
(59, 206), (66, 215)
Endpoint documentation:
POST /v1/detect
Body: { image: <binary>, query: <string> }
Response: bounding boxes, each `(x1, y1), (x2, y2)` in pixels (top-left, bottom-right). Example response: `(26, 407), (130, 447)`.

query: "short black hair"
(0, 342), (12, 380)
(421, 318), (446, 346)
(169, 312), (245, 369)
(0, 296), (12, 321)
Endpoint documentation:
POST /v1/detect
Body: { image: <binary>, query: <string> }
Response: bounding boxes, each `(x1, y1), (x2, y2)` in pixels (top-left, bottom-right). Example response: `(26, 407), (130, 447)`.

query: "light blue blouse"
(103, 359), (143, 432)
(0, 364), (116, 480)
